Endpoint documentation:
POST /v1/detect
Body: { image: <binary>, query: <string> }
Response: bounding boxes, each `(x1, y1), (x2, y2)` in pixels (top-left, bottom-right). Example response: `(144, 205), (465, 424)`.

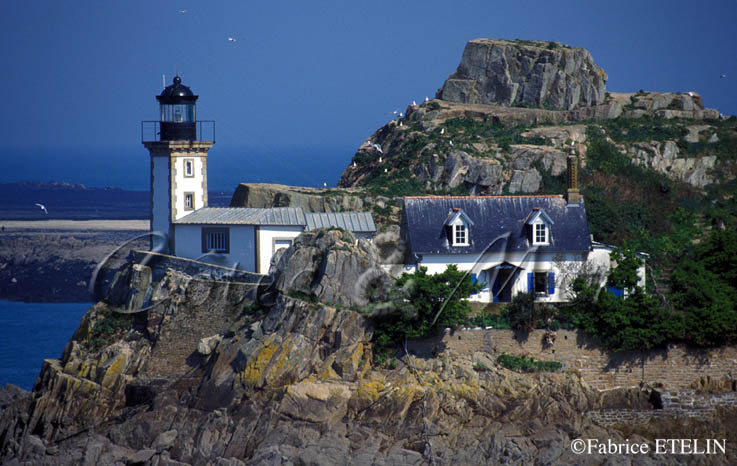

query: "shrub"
(370, 265), (483, 359)
(497, 353), (562, 372)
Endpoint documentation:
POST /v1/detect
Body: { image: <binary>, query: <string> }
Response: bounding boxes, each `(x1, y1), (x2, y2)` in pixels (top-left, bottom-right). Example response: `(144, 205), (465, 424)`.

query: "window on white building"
(184, 159), (194, 177)
(184, 192), (194, 211)
(273, 239), (293, 254)
(202, 227), (229, 253)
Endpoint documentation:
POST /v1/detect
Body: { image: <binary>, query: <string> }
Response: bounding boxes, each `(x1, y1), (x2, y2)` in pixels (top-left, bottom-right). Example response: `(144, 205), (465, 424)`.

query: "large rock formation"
(2, 229), (737, 465)
(438, 39), (608, 110)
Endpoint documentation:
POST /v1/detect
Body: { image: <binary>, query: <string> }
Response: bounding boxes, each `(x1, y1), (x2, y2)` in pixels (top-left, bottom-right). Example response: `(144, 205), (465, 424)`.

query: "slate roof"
(305, 212), (376, 233)
(173, 207), (306, 225)
(403, 196), (591, 255)
(174, 207), (376, 233)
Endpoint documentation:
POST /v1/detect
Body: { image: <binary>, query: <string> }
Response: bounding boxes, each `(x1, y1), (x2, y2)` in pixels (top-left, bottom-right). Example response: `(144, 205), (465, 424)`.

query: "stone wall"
(408, 328), (737, 391)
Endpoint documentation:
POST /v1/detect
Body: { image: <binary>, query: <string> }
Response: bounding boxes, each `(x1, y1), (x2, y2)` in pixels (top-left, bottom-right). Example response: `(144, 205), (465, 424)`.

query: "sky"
(1, 0), (735, 190)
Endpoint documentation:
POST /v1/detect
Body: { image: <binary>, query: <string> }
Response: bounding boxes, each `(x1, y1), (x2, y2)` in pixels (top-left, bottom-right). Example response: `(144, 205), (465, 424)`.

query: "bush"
(370, 265), (483, 358)
(89, 308), (134, 351)
(497, 353), (562, 372)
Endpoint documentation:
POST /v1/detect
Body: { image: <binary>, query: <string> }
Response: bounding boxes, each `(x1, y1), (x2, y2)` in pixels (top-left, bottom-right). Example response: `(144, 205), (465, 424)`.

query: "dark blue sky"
(2, 1), (735, 190)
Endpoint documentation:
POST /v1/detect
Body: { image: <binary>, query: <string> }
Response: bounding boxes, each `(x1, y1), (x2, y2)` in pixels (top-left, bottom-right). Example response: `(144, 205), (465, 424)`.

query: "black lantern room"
(157, 76), (198, 141)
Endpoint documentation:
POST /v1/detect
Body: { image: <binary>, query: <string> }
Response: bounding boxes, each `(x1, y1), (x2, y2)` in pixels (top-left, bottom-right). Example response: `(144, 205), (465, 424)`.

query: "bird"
(425, 96), (429, 102)
(353, 161), (357, 168)
(228, 37), (237, 43)
(399, 121), (403, 127)
(378, 156), (382, 163)
(412, 100), (417, 106)
(449, 140), (454, 147)
(323, 182), (327, 188)
(720, 74), (727, 78)
(440, 128), (445, 135)
(399, 112), (403, 118)
(178, 9), (187, 14)
(384, 168), (388, 173)
(391, 109), (399, 115)
(372, 143), (383, 154)
(34, 203), (48, 215)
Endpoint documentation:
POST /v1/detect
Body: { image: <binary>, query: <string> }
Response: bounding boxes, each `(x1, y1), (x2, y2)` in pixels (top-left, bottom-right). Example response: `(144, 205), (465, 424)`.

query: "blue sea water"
(0, 300), (90, 390)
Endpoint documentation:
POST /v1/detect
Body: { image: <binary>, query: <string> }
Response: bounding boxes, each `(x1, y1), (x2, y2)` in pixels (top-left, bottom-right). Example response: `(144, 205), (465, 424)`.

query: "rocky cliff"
(4, 228), (734, 465)
(438, 39), (608, 110)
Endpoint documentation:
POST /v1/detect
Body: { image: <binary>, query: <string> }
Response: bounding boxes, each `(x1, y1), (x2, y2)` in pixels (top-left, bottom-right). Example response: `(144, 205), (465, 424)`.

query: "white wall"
(417, 250), (596, 303)
(174, 224), (257, 272)
(151, 156), (171, 253)
(256, 226), (305, 275)
(173, 155), (206, 220)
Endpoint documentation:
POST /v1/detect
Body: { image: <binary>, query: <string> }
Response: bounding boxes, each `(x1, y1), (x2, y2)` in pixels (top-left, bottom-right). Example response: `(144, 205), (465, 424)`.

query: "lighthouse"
(142, 76), (215, 254)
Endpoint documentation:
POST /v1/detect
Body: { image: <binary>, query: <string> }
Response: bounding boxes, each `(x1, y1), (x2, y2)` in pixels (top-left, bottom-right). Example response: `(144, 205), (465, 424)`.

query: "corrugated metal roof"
(403, 196), (591, 255)
(305, 212), (376, 233)
(174, 207), (306, 225)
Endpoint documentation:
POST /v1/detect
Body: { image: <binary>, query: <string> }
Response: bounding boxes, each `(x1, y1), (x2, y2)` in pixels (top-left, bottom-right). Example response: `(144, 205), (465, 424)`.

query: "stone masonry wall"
(408, 329), (737, 391)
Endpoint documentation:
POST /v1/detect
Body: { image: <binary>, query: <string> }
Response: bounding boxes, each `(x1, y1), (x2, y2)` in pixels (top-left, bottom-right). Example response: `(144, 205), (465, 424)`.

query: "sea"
(0, 301), (90, 390)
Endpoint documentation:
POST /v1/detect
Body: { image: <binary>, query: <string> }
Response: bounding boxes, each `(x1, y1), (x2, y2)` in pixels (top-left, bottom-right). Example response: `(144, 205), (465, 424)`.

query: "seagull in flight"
(371, 143), (383, 154)
(720, 74), (727, 78)
(179, 9), (187, 14)
(228, 37), (237, 43)
(34, 203), (48, 215)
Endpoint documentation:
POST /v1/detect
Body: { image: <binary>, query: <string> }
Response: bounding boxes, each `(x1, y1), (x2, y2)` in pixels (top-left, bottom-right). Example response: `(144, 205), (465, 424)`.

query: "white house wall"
(256, 226), (305, 275)
(417, 251), (592, 303)
(174, 224), (257, 272)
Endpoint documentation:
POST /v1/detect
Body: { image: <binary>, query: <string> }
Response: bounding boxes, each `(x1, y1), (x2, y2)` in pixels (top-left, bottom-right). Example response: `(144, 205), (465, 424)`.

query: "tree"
(371, 265), (483, 356)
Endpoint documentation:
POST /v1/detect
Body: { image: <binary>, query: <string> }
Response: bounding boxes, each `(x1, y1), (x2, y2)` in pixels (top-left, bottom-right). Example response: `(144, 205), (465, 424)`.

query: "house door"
(490, 265), (518, 303)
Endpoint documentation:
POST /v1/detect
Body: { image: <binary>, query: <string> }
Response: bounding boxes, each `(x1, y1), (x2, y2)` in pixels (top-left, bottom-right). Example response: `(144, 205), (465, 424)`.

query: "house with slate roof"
(400, 194), (620, 303)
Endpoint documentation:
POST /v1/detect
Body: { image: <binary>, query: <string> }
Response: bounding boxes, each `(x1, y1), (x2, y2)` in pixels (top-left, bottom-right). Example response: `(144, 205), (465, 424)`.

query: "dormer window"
(445, 208), (474, 247)
(525, 208), (554, 246)
(454, 224), (468, 246)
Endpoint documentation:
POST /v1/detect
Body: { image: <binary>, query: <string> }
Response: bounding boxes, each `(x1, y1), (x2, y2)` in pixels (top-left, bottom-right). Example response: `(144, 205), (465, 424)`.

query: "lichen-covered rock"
(438, 39), (608, 110)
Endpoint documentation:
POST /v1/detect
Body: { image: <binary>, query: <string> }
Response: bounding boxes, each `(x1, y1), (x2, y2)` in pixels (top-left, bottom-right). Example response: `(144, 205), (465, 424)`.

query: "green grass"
(497, 353), (562, 373)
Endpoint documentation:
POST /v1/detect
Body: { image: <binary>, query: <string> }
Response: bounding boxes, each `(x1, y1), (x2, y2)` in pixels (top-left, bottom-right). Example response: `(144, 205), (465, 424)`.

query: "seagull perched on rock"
(323, 182), (327, 188)
(449, 140), (454, 147)
(378, 156), (382, 163)
(371, 143), (383, 153)
(34, 203), (48, 215)
(425, 96), (429, 102)
(412, 100), (417, 106)
(440, 128), (445, 135)
(353, 161), (357, 168)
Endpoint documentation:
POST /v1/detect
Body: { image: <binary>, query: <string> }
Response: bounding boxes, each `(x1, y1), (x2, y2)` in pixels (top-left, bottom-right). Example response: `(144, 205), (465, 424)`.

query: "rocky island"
(2, 38), (736, 465)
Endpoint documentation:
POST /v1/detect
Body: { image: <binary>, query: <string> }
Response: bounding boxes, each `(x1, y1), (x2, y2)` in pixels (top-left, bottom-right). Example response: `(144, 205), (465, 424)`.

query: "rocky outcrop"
(628, 140), (717, 188)
(438, 39), (608, 110)
(3, 230), (737, 465)
(229, 183), (364, 213)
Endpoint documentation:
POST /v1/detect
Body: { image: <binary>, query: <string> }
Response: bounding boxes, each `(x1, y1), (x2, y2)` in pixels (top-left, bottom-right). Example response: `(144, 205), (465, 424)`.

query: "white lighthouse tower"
(142, 76), (215, 254)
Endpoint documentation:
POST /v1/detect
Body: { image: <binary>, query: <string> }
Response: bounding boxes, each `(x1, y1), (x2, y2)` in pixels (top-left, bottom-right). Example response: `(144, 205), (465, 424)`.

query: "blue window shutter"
(527, 273), (534, 292)
(548, 272), (555, 295)
(470, 273), (477, 283)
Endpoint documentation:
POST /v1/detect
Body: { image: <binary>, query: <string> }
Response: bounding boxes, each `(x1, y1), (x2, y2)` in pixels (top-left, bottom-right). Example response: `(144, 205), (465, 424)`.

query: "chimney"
(566, 143), (579, 204)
